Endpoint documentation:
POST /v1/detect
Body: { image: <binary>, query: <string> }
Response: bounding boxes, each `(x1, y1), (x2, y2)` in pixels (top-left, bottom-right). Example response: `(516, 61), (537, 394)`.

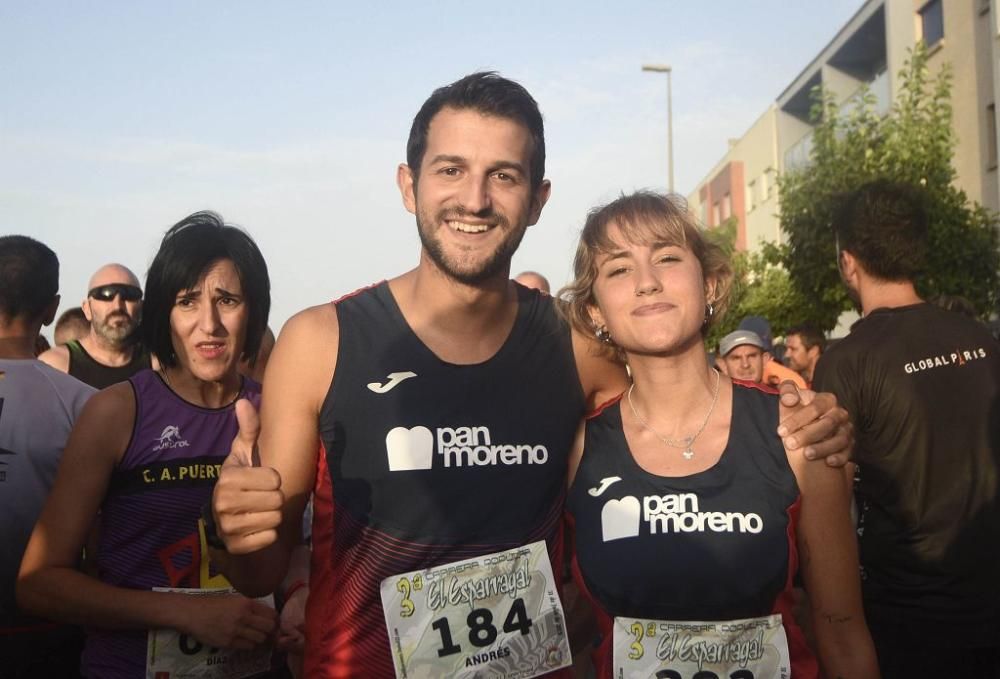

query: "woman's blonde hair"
(559, 190), (733, 360)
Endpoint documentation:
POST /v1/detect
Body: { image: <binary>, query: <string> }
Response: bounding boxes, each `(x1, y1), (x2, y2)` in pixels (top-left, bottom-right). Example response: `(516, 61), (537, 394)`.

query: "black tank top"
(306, 281), (585, 677)
(567, 382), (815, 677)
(66, 339), (152, 389)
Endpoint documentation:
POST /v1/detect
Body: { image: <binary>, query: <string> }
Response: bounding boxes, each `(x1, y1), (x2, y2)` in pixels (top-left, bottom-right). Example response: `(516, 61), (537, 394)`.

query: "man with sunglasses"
(39, 263), (152, 389)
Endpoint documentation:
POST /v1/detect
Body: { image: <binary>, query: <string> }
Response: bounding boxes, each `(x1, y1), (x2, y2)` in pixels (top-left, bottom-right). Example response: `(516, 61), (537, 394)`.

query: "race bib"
(146, 588), (273, 679)
(380, 541), (572, 679)
(612, 614), (790, 679)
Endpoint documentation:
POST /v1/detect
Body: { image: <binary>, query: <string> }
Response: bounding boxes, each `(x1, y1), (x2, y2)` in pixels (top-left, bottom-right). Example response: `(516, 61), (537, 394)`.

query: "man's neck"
(859, 278), (923, 316)
(389, 261), (519, 365)
(0, 318), (44, 359)
(81, 332), (136, 367)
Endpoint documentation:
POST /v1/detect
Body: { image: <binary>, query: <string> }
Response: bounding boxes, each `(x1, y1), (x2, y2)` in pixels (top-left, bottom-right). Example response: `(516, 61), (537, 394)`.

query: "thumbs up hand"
(213, 399), (285, 554)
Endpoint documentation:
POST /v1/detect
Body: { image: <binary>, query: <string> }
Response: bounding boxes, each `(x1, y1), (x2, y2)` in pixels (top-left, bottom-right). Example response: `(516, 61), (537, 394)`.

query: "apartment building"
(688, 0), (1000, 253)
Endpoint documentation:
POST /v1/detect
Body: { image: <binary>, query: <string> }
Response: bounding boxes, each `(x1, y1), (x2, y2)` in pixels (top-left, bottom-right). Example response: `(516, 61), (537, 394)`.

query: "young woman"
(18, 212), (276, 678)
(561, 192), (878, 678)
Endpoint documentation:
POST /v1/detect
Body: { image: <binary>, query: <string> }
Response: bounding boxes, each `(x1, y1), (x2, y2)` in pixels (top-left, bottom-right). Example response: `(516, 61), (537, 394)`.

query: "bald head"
(83, 262), (143, 347)
(88, 263), (141, 291)
(514, 271), (550, 294)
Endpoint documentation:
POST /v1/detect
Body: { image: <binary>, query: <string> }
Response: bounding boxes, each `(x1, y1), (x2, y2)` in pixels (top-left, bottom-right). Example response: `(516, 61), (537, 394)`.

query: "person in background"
(0, 235), (95, 678)
(737, 316), (807, 388)
(514, 270), (551, 293)
(39, 264), (152, 388)
(814, 179), (1000, 677)
(718, 328), (770, 384)
(53, 307), (90, 346)
(784, 324), (826, 387)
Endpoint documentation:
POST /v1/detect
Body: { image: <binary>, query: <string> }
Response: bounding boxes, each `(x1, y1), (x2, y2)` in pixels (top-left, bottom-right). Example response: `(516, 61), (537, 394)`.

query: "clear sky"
(3, 0), (863, 335)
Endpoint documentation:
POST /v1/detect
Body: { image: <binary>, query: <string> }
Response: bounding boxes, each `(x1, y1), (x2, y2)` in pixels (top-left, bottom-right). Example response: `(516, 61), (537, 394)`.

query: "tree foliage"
(705, 218), (813, 347)
(778, 43), (1000, 331)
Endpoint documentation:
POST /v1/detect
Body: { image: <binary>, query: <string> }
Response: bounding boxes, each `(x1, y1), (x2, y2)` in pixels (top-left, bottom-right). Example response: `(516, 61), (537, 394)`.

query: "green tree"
(705, 218), (813, 348)
(778, 43), (1000, 331)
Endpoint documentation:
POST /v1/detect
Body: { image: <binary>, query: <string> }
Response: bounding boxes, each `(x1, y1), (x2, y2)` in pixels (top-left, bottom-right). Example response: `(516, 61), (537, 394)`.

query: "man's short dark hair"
(0, 235), (58, 321)
(786, 323), (826, 353)
(833, 179), (928, 282)
(54, 306), (90, 344)
(141, 211), (270, 369)
(406, 71), (546, 189)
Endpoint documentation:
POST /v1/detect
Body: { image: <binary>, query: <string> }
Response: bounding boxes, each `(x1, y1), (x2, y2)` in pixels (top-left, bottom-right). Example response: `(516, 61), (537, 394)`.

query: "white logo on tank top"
(385, 425), (549, 472)
(153, 425), (190, 451)
(588, 476), (623, 497)
(367, 371), (418, 393)
(600, 493), (763, 542)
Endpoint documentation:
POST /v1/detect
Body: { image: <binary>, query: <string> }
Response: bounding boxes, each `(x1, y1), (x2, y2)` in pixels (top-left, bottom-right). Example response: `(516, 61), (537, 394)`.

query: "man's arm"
(213, 303), (338, 596)
(570, 326), (854, 464)
(570, 327), (628, 412)
(777, 383), (854, 466)
(37, 344), (69, 372)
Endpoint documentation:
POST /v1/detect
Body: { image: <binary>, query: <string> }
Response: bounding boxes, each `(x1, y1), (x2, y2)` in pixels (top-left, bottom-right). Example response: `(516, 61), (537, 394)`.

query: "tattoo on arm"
(822, 613), (853, 624)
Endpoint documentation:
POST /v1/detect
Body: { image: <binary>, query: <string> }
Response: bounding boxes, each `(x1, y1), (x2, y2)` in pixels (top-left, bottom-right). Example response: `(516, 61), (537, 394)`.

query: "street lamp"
(642, 63), (674, 193)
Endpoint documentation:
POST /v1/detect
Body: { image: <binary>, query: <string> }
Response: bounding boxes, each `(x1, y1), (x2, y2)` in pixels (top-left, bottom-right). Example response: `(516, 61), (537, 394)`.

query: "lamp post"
(642, 63), (674, 193)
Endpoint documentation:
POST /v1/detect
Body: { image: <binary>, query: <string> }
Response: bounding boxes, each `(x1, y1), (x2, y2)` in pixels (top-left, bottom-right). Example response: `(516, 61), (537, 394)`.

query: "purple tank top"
(81, 369), (261, 679)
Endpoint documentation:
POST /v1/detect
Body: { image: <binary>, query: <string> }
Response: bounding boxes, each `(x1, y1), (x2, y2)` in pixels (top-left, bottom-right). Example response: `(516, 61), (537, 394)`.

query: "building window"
(920, 0), (944, 48)
(747, 180), (756, 211)
(712, 202), (720, 226)
(988, 104), (998, 170)
(721, 194), (732, 221)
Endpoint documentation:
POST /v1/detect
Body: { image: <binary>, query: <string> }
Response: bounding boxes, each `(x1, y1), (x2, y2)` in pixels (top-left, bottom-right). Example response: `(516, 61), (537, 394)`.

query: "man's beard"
(94, 312), (138, 345)
(416, 206), (526, 286)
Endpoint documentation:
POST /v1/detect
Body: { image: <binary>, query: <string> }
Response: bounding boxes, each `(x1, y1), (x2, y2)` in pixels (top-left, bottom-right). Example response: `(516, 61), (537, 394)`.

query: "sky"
(3, 0), (864, 336)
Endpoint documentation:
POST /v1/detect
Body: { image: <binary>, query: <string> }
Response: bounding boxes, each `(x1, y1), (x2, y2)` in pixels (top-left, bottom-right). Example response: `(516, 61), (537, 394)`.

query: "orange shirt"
(764, 360), (808, 389)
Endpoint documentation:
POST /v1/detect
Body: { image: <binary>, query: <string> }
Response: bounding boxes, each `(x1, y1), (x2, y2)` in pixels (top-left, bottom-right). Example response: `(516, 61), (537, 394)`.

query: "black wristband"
(201, 501), (228, 551)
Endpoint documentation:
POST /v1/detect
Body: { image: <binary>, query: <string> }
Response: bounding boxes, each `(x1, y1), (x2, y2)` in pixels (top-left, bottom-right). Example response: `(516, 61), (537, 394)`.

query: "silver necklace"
(627, 368), (721, 460)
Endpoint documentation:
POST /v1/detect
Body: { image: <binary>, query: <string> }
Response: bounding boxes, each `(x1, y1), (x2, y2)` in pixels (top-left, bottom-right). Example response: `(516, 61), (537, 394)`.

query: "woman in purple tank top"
(18, 212), (276, 678)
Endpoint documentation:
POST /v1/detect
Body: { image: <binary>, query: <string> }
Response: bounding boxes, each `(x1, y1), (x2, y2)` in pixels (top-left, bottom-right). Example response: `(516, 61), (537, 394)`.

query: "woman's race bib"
(612, 614), (790, 679)
(146, 588), (273, 679)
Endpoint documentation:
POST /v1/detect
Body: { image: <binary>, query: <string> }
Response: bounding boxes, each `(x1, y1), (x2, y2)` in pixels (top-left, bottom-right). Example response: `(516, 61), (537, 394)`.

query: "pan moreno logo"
(385, 425), (549, 472)
(601, 492), (763, 542)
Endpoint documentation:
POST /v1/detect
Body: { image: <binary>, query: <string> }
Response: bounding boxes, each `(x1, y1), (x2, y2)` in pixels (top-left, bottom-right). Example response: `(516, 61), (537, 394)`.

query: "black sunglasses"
(88, 283), (143, 302)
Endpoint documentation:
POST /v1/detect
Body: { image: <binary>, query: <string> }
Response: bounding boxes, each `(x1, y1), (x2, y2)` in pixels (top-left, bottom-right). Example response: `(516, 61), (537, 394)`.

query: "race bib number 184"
(380, 541), (572, 679)
(612, 614), (790, 679)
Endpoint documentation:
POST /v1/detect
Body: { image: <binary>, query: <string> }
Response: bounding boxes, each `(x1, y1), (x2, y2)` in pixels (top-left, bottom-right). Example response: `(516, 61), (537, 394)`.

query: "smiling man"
(211, 72), (853, 679)
(39, 263), (152, 388)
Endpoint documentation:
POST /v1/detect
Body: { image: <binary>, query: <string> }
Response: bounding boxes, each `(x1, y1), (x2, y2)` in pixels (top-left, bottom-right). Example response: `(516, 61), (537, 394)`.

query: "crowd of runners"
(2, 72), (997, 679)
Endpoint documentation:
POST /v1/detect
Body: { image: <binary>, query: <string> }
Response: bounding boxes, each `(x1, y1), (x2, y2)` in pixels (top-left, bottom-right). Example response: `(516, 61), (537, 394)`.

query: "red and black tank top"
(306, 282), (586, 678)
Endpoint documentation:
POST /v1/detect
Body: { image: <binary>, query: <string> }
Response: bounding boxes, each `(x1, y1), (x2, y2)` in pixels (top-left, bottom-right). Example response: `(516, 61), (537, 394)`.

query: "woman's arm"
(17, 384), (275, 648)
(787, 448), (880, 678)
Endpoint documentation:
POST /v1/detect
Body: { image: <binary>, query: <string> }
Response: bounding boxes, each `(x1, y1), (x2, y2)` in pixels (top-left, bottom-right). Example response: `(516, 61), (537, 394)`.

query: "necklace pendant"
(682, 448), (694, 460)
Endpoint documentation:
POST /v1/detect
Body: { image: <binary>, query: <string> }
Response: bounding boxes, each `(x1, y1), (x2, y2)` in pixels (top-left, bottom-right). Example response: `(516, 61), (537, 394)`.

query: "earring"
(704, 302), (715, 325)
(595, 325), (612, 344)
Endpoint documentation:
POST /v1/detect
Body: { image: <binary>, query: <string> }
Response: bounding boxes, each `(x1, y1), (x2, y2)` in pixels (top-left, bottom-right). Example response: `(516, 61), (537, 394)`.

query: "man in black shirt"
(39, 263), (152, 388)
(814, 179), (1000, 677)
